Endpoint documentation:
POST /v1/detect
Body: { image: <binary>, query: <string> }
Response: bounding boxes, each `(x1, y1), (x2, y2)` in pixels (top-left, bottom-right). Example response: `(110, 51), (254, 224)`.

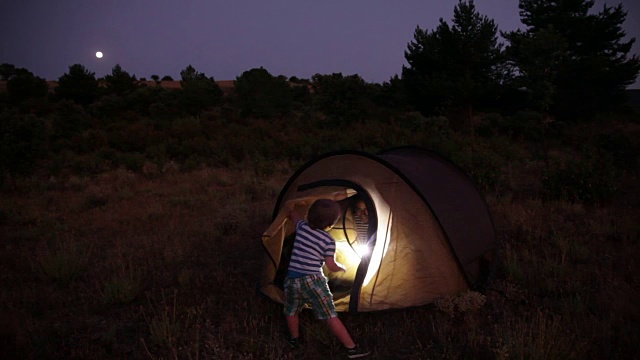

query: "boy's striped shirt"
(287, 220), (335, 277)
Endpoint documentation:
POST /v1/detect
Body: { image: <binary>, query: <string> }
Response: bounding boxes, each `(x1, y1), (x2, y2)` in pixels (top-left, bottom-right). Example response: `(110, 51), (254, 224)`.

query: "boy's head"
(307, 199), (341, 230)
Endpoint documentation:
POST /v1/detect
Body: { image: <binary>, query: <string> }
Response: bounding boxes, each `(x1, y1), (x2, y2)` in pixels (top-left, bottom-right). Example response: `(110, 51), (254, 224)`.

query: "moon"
(95, 51), (103, 59)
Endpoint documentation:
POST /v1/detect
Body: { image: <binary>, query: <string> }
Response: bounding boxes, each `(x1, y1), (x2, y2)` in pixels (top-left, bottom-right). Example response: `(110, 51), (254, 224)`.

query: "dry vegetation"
(1, 117), (639, 359)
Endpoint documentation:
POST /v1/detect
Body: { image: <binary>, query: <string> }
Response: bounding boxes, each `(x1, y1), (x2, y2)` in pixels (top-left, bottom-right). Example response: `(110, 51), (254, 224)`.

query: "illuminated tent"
(259, 147), (497, 312)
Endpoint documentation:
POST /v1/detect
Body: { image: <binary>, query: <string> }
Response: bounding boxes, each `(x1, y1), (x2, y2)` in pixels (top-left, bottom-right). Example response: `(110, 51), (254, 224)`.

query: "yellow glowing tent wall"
(259, 147), (496, 312)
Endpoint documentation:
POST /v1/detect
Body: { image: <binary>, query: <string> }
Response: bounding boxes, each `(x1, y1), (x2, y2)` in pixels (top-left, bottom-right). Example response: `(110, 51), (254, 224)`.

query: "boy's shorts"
(283, 273), (338, 320)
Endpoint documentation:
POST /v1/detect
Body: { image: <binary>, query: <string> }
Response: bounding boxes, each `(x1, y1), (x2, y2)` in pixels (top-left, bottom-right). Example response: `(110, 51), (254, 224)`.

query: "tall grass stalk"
(35, 237), (90, 286)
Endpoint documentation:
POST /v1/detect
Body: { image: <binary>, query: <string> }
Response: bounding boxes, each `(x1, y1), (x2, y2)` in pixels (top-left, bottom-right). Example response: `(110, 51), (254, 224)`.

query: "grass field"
(1, 115), (639, 359)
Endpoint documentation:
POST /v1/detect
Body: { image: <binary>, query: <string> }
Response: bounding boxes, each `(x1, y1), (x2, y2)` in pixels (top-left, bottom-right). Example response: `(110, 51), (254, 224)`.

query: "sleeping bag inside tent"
(259, 147), (497, 312)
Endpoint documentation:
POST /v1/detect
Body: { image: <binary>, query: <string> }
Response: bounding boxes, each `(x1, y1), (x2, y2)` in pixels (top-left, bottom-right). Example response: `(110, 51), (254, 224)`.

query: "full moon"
(95, 51), (103, 58)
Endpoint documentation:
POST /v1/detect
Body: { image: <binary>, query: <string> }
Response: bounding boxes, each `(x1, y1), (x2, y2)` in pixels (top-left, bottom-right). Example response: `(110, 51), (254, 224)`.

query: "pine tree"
(55, 64), (99, 106)
(402, 0), (504, 121)
(504, 0), (640, 120)
(104, 64), (137, 96)
(234, 67), (292, 118)
(179, 65), (223, 115)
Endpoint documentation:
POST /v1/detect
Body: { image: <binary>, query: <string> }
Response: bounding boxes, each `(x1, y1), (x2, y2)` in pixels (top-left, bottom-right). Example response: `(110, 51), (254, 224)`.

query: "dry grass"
(1, 152), (638, 359)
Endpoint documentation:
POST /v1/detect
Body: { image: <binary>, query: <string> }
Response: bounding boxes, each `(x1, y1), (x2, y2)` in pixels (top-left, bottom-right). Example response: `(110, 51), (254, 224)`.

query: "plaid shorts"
(283, 273), (337, 320)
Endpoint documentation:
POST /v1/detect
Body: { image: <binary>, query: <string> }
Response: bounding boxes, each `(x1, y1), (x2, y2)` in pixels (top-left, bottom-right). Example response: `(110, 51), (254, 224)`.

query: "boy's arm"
(288, 208), (303, 225)
(324, 255), (346, 273)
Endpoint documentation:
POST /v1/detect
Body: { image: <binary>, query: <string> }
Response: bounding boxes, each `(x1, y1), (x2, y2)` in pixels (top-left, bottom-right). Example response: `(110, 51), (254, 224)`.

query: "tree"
(55, 64), (99, 105)
(375, 75), (410, 110)
(0, 63), (17, 80)
(234, 67), (293, 118)
(503, 27), (567, 114)
(311, 73), (375, 122)
(179, 65), (223, 115)
(504, 0), (640, 120)
(6, 68), (48, 104)
(103, 64), (137, 96)
(402, 0), (504, 122)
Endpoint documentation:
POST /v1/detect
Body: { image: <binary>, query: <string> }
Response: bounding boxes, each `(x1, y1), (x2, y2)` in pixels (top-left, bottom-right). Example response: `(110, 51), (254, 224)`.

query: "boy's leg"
(283, 277), (301, 340)
(326, 317), (355, 348)
(286, 314), (300, 339)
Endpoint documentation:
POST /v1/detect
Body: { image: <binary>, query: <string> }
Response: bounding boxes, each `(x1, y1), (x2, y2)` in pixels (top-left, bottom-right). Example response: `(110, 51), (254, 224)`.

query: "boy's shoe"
(345, 344), (370, 358)
(287, 337), (301, 349)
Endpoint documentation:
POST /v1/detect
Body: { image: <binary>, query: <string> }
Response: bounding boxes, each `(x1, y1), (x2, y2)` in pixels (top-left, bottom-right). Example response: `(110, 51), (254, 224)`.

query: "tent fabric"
(259, 147), (497, 312)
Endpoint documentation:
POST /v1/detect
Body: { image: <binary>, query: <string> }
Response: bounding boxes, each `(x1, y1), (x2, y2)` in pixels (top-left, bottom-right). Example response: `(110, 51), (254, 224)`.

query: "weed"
(142, 290), (181, 348)
(542, 150), (619, 204)
(434, 291), (487, 316)
(499, 310), (580, 359)
(102, 268), (141, 305)
(501, 243), (523, 281)
(81, 185), (109, 209)
(35, 238), (90, 286)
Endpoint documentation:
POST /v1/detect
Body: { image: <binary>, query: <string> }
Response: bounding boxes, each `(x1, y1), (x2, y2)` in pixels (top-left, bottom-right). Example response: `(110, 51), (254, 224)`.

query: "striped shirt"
(287, 220), (336, 277)
(354, 215), (368, 244)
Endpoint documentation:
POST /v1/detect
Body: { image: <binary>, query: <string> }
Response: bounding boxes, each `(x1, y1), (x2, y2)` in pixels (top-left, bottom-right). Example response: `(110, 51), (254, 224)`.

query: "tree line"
(1, 0), (639, 182)
(3, 1), (639, 119)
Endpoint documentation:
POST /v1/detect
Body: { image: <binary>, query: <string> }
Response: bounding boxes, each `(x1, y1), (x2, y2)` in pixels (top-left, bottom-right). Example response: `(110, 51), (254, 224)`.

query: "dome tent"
(259, 147), (497, 312)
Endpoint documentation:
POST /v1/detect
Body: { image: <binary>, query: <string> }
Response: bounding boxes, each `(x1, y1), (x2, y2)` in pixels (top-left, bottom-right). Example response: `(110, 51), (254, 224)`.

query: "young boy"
(284, 199), (370, 359)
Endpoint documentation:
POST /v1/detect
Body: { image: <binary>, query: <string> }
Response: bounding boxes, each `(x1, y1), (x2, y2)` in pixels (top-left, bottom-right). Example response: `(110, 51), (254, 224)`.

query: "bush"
(451, 143), (505, 193)
(119, 153), (146, 172)
(35, 239), (90, 286)
(595, 130), (639, 174)
(478, 111), (544, 141)
(0, 111), (47, 176)
(51, 100), (92, 140)
(542, 150), (619, 204)
(106, 122), (158, 153)
(69, 129), (109, 154)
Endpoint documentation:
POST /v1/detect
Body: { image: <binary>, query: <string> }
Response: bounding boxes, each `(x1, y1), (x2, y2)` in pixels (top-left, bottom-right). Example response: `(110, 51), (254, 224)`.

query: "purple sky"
(2, 0), (639, 88)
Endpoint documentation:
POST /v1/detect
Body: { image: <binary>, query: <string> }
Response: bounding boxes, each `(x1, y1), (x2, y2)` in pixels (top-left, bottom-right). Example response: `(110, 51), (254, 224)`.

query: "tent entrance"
(273, 181), (377, 307)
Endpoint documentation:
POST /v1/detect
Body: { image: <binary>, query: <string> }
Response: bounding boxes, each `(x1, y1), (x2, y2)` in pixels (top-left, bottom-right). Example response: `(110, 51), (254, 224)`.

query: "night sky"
(2, 0), (639, 88)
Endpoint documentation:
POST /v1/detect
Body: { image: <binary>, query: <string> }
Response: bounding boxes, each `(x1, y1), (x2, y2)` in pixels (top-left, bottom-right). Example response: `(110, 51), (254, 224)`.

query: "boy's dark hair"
(307, 199), (341, 230)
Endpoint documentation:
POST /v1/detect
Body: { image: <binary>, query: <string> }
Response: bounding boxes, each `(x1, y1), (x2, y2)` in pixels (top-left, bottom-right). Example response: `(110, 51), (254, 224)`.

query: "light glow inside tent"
(353, 243), (370, 257)
(344, 190), (392, 288)
(336, 242), (361, 268)
(363, 210), (391, 287)
(336, 242), (369, 267)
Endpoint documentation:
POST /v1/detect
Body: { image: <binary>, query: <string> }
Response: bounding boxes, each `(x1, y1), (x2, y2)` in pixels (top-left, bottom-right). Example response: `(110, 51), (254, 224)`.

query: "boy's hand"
(325, 256), (346, 272)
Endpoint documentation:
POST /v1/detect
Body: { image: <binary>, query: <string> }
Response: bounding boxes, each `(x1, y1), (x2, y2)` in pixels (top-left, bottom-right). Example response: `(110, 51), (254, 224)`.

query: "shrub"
(401, 112), (452, 138)
(35, 239), (90, 286)
(142, 290), (183, 348)
(118, 153), (146, 172)
(595, 130), (639, 174)
(479, 111), (545, 141)
(435, 291), (487, 316)
(51, 100), (92, 140)
(451, 143), (505, 193)
(103, 273), (140, 304)
(0, 111), (47, 176)
(542, 150), (619, 204)
(81, 185), (109, 209)
(70, 154), (104, 175)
